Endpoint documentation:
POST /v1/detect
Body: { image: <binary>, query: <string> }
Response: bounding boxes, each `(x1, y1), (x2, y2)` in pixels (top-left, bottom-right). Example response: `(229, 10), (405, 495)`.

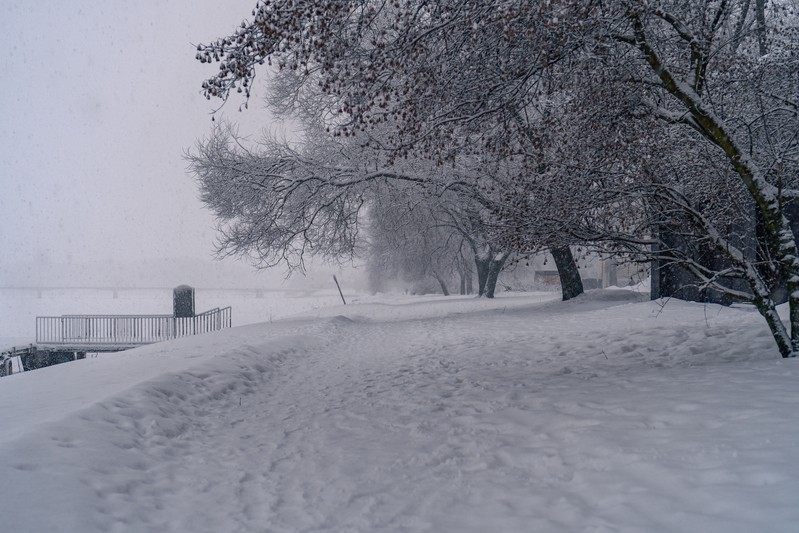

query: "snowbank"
(1, 290), (797, 532)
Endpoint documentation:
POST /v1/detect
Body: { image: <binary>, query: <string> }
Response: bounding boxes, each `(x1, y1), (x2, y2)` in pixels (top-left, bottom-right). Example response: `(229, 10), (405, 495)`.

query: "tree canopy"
(192, 0), (799, 357)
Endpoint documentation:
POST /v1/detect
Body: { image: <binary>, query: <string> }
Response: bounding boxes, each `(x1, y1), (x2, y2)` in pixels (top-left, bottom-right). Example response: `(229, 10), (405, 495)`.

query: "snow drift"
(1, 290), (797, 532)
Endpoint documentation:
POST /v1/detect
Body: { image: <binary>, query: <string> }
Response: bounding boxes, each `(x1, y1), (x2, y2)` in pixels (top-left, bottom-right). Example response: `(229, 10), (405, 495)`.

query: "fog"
(0, 0), (342, 289)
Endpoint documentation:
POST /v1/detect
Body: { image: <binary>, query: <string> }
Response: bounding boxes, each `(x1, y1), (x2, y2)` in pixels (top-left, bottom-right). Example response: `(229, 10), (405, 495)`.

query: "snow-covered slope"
(1, 290), (797, 532)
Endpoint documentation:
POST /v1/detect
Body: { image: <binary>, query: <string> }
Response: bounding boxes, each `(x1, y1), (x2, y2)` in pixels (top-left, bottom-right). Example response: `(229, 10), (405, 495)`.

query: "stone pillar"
(173, 285), (195, 318)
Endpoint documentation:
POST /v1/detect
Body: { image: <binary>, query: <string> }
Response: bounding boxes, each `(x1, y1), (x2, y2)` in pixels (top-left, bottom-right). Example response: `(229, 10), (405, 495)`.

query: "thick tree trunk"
(551, 246), (584, 301)
(475, 256), (490, 296)
(475, 251), (508, 298)
(458, 261), (470, 295)
(433, 271), (450, 296)
(484, 254), (508, 299)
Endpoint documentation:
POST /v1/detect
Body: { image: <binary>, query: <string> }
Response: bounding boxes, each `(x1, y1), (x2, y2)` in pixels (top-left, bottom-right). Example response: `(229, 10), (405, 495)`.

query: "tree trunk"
(475, 255), (490, 296)
(755, 0), (767, 56)
(458, 260), (468, 295)
(484, 254), (508, 299)
(731, 0), (752, 54)
(551, 246), (584, 301)
(466, 266), (473, 294)
(433, 271), (450, 296)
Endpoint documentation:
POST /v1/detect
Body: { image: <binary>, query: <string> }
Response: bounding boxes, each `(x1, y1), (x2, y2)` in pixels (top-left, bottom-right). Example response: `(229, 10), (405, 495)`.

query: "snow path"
(2, 290), (799, 532)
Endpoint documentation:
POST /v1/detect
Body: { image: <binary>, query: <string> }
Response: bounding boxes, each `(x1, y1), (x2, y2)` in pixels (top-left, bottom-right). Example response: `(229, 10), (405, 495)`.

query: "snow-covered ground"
(2, 289), (798, 532)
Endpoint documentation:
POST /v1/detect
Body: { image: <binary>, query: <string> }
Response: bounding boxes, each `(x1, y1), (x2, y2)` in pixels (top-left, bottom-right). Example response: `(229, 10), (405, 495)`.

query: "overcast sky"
(0, 0), (308, 288)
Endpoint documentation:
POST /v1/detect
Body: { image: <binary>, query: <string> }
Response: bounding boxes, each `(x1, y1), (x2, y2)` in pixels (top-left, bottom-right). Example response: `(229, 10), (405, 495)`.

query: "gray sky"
(0, 0), (301, 288)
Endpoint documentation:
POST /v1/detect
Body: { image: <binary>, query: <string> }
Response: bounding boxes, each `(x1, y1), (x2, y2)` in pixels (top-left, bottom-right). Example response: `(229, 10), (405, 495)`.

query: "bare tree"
(366, 186), (466, 295)
(194, 0), (592, 299)
(193, 0), (799, 356)
(594, 1), (799, 357)
(188, 121), (511, 296)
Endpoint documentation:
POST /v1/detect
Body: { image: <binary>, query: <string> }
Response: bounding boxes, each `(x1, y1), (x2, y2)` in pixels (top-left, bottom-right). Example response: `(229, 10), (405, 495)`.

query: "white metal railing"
(35, 307), (232, 347)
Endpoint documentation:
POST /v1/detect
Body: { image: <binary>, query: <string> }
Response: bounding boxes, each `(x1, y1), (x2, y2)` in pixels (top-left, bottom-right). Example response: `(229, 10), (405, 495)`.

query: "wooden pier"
(35, 307), (232, 350)
(1, 307), (232, 376)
